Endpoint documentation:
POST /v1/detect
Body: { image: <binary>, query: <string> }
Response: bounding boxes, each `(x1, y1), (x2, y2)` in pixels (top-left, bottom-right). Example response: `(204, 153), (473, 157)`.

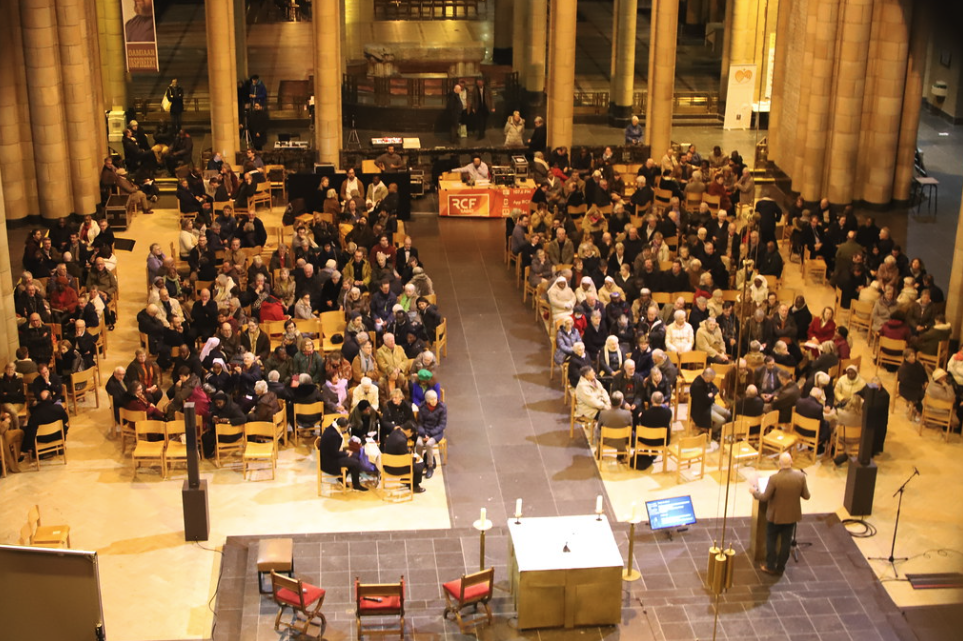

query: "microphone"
(914, 467), (920, 476)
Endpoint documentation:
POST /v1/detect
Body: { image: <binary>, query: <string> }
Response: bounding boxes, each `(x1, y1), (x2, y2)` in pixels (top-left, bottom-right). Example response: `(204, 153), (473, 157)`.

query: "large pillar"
(0, 2), (29, 222)
(493, 0), (514, 65)
(0, 171), (21, 364)
(86, 0), (108, 166)
(947, 190), (963, 341)
(59, 0), (101, 217)
(21, 0), (73, 220)
(547, 0), (577, 151)
(234, 0), (248, 80)
(512, 0), (528, 86)
(314, 0), (342, 166)
(790, 0), (819, 196)
(719, 0), (734, 99)
(826, 0), (873, 205)
(11, 0), (39, 217)
(766, 0), (791, 166)
(893, 1), (926, 204)
(97, 0), (127, 110)
(206, 0), (240, 161)
(646, 0), (680, 155)
(799, 0), (839, 201)
(525, 0), (548, 96)
(609, 0), (639, 126)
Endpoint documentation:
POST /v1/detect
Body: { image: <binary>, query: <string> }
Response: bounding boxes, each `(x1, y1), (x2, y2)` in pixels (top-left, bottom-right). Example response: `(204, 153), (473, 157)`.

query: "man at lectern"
(749, 452), (810, 576)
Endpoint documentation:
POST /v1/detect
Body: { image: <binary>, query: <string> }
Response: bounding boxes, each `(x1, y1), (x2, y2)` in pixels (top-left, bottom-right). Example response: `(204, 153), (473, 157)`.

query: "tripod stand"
(869, 468), (919, 580)
(789, 521), (812, 562)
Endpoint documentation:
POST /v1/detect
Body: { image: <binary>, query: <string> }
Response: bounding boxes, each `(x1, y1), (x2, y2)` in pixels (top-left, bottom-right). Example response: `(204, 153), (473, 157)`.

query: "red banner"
(439, 186), (536, 217)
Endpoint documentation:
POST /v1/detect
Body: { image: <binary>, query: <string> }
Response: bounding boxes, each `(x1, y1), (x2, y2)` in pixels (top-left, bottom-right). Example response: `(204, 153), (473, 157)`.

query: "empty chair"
(596, 425), (633, 466)
(665, 433), (708, 483)
(442, 567), (494, 633)
(356, 575), (405, 639)
(132, 420), (167, 478)
(379, 452), (414, 501)
(271, 571), (326, 637)
(242, 422), (277, 480)
(27, 505), (70, 548)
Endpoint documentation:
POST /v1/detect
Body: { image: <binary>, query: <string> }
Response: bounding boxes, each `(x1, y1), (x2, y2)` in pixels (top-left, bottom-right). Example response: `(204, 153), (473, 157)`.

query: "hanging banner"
(122, 0), (159, 73)
(723, 64), (756, 130)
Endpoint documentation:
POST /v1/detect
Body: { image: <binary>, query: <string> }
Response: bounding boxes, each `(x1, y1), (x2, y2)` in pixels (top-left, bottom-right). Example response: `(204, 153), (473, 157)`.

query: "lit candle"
(515, 499), (523, 517)
(480, 507), (486, 524)
(596, 495), (603, 514)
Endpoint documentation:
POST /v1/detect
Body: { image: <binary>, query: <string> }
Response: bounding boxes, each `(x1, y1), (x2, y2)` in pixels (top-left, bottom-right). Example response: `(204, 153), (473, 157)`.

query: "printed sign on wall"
(122, 0), (159, 73)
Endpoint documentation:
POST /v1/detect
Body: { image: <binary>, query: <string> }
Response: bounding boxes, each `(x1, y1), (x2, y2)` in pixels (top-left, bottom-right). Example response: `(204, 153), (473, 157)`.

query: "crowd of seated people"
(507, 143), (961, 469)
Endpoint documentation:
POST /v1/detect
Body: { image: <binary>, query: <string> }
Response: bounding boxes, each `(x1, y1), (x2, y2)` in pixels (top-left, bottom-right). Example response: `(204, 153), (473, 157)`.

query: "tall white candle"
(596, 495), (603, 514)
(515, 499), (523, 516)
(480, 507), (486, 523)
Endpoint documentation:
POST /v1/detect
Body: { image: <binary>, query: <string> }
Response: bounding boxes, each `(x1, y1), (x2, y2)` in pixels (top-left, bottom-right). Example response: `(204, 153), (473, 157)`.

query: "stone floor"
(216, 515), (916, 641)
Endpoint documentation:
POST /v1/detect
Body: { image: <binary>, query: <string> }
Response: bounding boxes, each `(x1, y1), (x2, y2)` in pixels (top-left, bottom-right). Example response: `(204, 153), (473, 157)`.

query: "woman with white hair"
(247, 379), (281, 422)
(504, 110), (525, 146)
(547, 276), (577, 322)
(598, 335), (624, 378)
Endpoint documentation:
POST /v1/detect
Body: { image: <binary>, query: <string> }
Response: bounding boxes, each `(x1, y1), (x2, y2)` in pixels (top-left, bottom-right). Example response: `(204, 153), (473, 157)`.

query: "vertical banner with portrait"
(723, 64), (756, 130)
(122, 0), (159, 73)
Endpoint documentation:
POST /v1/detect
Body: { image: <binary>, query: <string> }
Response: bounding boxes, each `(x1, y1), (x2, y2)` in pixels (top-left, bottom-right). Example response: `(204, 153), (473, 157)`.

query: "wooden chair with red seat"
(270, 571), (327, 637)
(355, 575), (405, 639)
(442, 567), (495, 633)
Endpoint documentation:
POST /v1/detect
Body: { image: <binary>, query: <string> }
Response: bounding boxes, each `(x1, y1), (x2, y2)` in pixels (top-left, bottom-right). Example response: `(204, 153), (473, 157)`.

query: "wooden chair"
(685, 192), (702, 213)
(379, 452), (414, 502)
(742, 413), (766, 450)
(875, 337), (907, 373)
(919, 397), (954, 442)
(118, 408), (147, 456)
(833, 422), (862, 461)
(355, 576), (405, 640)
(243, 422), (278, 480)
(273, 405), (288, 448)
(848, 300), (873, 337)
(214, 423), (245, 468)
(315, 436), (350, 496)
(271, 571), (327, 637)
(651, 292), (672, 306)
(569, 401), (597, 443)
(918, 340), (950, 373)
(163, 420), (190, 477)
(442, 567), (494, 633)
(18, 523), (33, 546)
(27, 505), (70, 548)
(434, 318), (448, 361)
(248, 182), (272, 212)
(633, 425), (669, 473)
(293, 402), (325, 447)
(665, 433), (708, 483)
(653, 188), (673, 213)
(32, 420), (67, 468)
(805, 257), (827, 284)
(505, 238), (519, 270)
(294, 317), (322, 339)
(596, 425), (633, 466)
(702, 192), (721, 213)
(319, 310), (347, 353)
(523, 267), (538, 304)
(790, 411), (822, 466)
(760, 417), (797, 458)
(66, 367), (100, 415)
(717, 419), (760, 475)
(132, 420), (167, 478)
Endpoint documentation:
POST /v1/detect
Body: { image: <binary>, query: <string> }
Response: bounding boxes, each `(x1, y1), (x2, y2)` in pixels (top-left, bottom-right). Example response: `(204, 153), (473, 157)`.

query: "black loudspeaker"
(184, 403), (200, 489)
(844, 460), (877, 516)
(860, 385), (890, 461)
(182, 480), (210, 541)
(181, 403), (209, 541)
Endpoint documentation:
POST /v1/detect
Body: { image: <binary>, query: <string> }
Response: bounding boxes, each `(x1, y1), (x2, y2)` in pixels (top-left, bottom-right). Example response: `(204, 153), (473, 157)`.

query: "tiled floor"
(216, 515), (916, 641)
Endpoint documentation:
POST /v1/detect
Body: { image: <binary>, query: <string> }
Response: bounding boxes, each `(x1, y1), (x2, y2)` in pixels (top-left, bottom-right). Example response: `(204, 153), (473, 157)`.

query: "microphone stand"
(869, 468), (919, 580)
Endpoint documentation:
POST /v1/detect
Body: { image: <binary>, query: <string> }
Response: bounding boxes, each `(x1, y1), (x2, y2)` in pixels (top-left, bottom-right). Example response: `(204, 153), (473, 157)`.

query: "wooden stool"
(257, 538), (294, 594)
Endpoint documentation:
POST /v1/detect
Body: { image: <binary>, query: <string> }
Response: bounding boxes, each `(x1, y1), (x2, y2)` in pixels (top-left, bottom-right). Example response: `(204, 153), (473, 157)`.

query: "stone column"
(97, 0), (127, 110)
(21, 0), (73, 220)
(826, 0), (872, 205)
(946, 190), (963, 340)
(893, 1), (926, 204)
(609, 0), (639, 126)
(686, 0), (704, 27)
(0, 171), (21, 363)
(766, 0), (791, 166)
(547, 0), (577, 151)
(799, 0), (839, 201)
(86, 0), (108, 167)
(790, 0), (819, 195)
(729, 0), (752, 65)
(58, 0), (101, 217)
(10, 0), (39, 217)
(206, 0), (240, 162)
(719, 0), (734, 99)
(859, 0), (910, 205)
(525, 0), (548, 96)
(0, 2), (29, 222)
(314, 0), (342, 166)
(234, 0), (248, 81)
(512, 0), (528, 86)
(646, 0), (680, 155)
(493, 0), (514, 65)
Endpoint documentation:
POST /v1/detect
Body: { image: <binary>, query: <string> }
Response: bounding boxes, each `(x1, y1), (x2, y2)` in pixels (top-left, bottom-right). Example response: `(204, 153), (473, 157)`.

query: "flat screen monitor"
(645, 496), (697, 530)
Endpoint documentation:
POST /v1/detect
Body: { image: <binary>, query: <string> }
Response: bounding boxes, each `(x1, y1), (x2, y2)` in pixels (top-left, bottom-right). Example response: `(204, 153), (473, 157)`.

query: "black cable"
(192, 540), (226, 637)
(841, 518), (877, 538)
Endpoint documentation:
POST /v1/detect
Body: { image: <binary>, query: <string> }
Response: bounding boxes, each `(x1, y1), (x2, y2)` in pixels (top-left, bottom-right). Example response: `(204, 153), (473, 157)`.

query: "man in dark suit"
(383, 421), (425, 493)
(794, 387), (831, 450)
(610, 360), (645, 421)
(597, 391), (633, 456)
(690, 368), (729, 434)
(750, 452), (810, 575)
(105, 366), (129, 423)
(467, 78), (494, 140)
(734, 385), (765, 417)
(447, 83), (466, 144)
(317, 417), (367, 491)
(23, 390), (70, 455)
(635, 391), (673, 470)
(766, 369), (800, 423)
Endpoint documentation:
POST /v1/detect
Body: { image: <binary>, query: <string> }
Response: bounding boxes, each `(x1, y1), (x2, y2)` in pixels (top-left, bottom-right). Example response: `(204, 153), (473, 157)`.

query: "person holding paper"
(749, 452), (810, 576)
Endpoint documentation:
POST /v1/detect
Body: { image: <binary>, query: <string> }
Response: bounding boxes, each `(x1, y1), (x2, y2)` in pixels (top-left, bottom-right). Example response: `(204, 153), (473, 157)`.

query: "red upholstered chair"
(442, 567), (495, 633)
(355, 575), (405, 639)
(270, 571), (326, 637)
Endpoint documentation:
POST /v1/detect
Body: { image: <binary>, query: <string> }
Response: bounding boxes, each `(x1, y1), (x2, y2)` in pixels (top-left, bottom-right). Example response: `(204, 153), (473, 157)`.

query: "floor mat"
(906, 573), (963, 589)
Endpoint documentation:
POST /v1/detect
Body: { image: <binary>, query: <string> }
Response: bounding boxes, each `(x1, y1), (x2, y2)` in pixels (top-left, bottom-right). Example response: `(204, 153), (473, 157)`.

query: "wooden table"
(508, 515), (623, 630)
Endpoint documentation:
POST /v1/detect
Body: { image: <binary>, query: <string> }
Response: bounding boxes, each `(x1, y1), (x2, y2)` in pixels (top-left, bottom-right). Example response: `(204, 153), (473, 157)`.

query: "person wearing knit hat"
(413, 368), (441, 407)
(923, 367), (961, 430)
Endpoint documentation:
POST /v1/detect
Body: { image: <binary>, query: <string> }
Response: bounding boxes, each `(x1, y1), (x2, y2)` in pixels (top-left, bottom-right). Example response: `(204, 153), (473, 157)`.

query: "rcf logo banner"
(447, 193), (490, 216)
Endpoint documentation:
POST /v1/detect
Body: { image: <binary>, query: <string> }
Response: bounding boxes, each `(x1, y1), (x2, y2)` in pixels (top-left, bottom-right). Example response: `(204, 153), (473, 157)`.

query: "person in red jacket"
(807, 306), (837, 345)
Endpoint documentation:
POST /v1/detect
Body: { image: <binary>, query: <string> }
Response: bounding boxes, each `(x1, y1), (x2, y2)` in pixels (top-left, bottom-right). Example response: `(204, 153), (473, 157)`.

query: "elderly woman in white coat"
(547, 276), (577, 322)
(504, 111), (526, 147)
